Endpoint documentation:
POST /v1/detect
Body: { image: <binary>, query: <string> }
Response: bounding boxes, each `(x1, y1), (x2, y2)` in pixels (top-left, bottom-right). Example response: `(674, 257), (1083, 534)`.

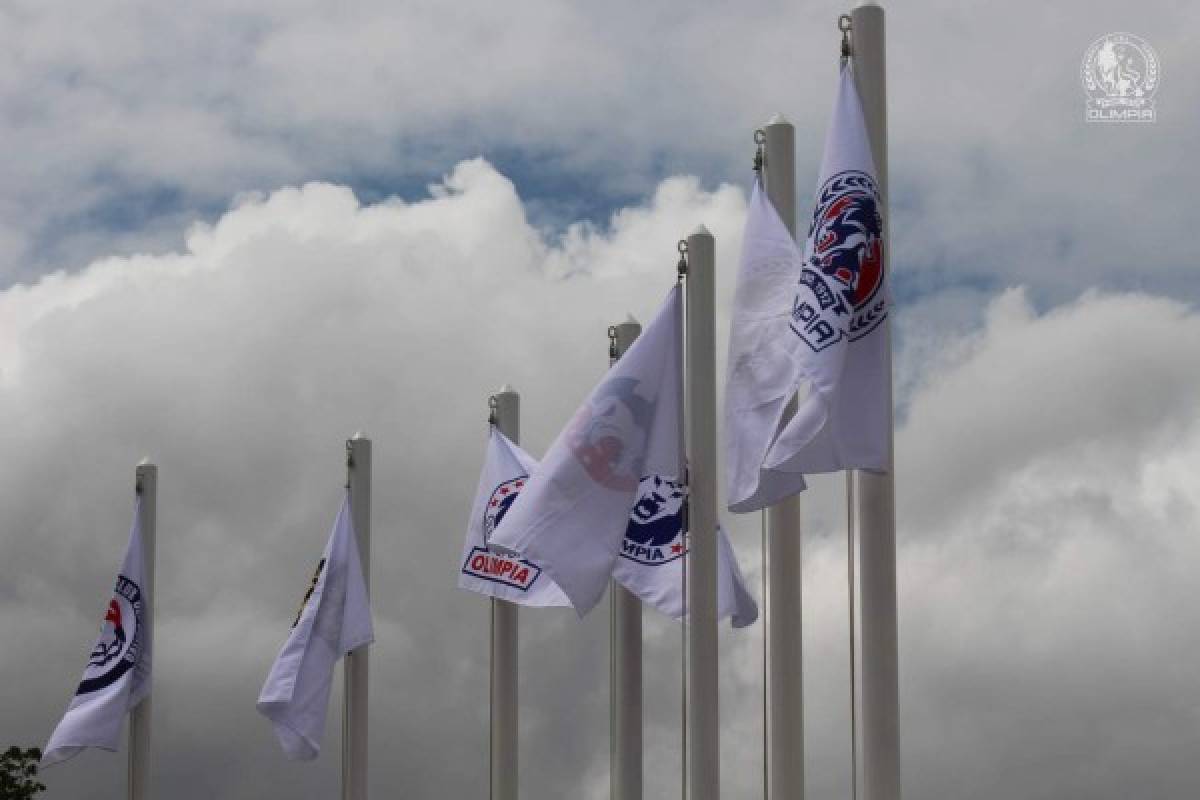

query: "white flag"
(725, 63), (889, 512)
(257, 493), (373, 760)
(490, 285), (683, 615)
(613, 475), (758, 628)
(42, 501), (151, 768)
(724, 178), (811, 512)
(457, 428), (570, 607)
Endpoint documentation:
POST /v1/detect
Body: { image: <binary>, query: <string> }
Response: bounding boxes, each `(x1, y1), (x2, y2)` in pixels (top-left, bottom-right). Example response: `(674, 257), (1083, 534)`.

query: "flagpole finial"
(350, 430), (366, 441)
(766, 112), (790, 126)
(623, 313), (639, 325)
(497, 384), (516, 395)
(690, 224), (712, 237)
(137, 457), (153, 467)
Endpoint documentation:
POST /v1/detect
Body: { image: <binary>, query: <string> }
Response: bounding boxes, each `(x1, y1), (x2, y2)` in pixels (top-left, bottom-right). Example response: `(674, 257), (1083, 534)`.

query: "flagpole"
(344, 433), (371, 800)
(760, 113), (806, 800)
(684, 225), (719, 800)
(490, 387), (520, 800)
(129, 460), (156, 800)
(848, 4), (900, 800)
(609, 319), (644, 800)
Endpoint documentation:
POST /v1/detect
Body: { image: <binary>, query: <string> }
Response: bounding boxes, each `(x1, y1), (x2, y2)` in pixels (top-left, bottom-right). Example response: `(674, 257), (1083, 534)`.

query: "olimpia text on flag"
(457, 428), (571, 607)
(724, 61), (890, 514)
(488, 285), (683, 616)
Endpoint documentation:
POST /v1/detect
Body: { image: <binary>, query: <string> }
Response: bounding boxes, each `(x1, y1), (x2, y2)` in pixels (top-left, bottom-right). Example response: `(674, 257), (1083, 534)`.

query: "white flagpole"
(128, 459), (156, 800)
(610, 319), (644, 800)
(344, 433), (371, 800)
(848, 4), (900, 800)
(684, 225), (719, 800)
(760, 114), (806, 800)
(490, 387), (520, 800)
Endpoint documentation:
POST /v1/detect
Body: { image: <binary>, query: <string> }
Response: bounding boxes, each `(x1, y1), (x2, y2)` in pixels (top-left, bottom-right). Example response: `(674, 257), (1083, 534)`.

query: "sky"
(0, 1), (1198, 798)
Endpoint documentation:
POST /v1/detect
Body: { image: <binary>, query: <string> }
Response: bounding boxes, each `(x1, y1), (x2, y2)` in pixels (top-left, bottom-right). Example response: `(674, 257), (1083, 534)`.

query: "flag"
(724, 178), (811, 512)
(257, 492), (373, 760)
(725, 63), (889, 512)
(42, 501), (151, 768)
(613, 475), (758, 628)
(458, 428), (570, 607)
(489, 285), (683, 615)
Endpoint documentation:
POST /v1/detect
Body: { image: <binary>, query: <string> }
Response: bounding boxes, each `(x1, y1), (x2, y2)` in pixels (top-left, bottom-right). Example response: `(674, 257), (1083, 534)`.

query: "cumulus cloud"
(0, 0), (1196, 308)
(0, 159), (746, 799)
(1, 158), (1198, 799)
(894, 289), (1200, 799)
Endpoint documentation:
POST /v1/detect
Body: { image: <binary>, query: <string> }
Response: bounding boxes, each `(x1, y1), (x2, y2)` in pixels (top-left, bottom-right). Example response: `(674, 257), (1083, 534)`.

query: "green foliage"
(0, 747), (45, 799)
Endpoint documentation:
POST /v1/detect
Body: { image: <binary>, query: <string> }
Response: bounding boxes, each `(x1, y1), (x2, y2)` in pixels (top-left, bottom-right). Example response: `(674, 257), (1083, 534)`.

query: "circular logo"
(483, 476), (526, 541)
(567, 377), (651, 492)
(1081, 33), (1159, 119)
(805, 170), (884, 313)
(626, 476), (686, 548)
(77, 575), (143, 695)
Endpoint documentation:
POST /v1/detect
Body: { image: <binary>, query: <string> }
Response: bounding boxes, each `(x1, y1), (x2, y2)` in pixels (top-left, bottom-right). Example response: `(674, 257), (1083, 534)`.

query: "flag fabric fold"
(42, 501), (152, 768)
(724, 178), (812, 512)
(725, 63), (890, 513)
(489, 285), (683, 615)
(457, 428), (570, 607)
(257, 492), (373, 761)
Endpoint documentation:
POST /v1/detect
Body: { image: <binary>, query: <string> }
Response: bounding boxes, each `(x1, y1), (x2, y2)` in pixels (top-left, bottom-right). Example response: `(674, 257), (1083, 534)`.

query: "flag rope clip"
(487, 394), (499, 427)
(676, 239), (688, 282)
(753, 129), (766, 174)
(839, 14), (853, 62)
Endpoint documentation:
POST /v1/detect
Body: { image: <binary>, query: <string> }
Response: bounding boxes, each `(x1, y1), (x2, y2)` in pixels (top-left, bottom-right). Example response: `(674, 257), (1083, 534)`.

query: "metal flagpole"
(490, 387), (520, 800)
(344, 433), (372, 800)
(760, 113), (806, 800)
(848, 4), (900, 800)
(129, 460), (156, 800)
(683, 225), (719, 800)
(847, 472), (858, 800)
(838, 16), (861, 800)
(609, 319), (644, 800)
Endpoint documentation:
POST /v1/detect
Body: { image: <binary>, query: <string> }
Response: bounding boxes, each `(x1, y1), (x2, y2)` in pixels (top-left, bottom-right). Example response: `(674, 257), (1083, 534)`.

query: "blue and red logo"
(791, 170), (887, 349)
(483, 476), (525, 540)
(462, 475), (543, 591)
(621, 476), (688, 566)
(567, 378), (653, 492)
(77, 574), (143, 696)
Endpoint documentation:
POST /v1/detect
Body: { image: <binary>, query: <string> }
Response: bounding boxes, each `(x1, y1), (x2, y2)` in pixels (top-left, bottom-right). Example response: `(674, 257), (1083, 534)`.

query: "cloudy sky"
(1, 0), (1197, 798)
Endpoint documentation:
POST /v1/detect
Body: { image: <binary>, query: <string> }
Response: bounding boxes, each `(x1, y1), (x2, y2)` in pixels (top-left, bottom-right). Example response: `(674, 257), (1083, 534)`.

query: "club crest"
(1081, 33), (1160, 122)
(792, 170), (886, 350)
(463, 474), (543, 591)
(622, 475), (688, 565)
(483, 476), (526, 541)
(567, 377), (653, 492)
(77, 574), (144, 696)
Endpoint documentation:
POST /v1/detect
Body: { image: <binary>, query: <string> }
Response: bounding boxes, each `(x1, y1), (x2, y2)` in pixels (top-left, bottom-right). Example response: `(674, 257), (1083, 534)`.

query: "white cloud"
(1, 158), (1198, 798)
(0, 159), (745, 798)
(1, 0), (1196, 307)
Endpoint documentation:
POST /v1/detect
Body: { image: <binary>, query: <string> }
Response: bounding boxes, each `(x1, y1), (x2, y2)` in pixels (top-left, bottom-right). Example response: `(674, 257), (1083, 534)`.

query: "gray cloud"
(1, 160), (1198, 798)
